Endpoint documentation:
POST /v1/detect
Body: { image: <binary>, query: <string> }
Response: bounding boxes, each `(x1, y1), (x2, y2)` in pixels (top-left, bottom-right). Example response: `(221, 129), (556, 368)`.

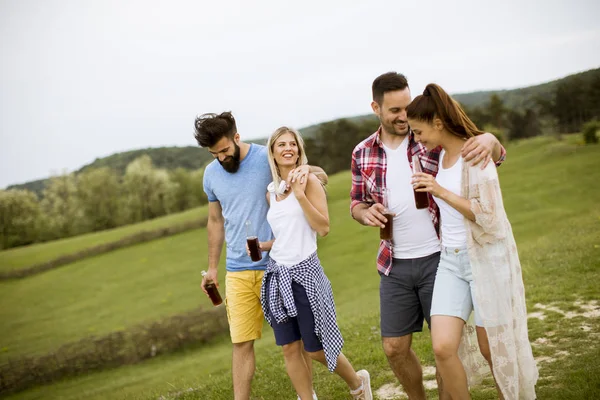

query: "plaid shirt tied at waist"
(260, 252), (343, 372)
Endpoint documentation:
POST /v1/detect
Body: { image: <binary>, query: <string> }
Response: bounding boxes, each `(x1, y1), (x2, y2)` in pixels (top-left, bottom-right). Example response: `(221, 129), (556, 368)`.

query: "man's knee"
(233, 340), (255, 355)
(382, 335), (412, 361)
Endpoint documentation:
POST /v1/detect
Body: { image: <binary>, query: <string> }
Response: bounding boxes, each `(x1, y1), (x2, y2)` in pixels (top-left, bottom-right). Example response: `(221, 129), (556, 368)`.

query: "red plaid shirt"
(350, 127), (506, 275)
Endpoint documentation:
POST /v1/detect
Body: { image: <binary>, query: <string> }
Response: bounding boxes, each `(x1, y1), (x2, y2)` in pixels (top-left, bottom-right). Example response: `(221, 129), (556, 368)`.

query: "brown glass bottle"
(379, 188), (394, 241)
(247, 236), (262, 262)
(201, 270), (223, 306)
(412, 155), (430, 210)
(380, 213), (394, 240)
(245, 220), (263, 262)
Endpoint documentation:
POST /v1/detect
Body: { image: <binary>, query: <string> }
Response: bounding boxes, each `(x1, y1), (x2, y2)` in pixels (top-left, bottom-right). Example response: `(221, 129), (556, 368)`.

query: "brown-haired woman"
(406, 84), (538, 400)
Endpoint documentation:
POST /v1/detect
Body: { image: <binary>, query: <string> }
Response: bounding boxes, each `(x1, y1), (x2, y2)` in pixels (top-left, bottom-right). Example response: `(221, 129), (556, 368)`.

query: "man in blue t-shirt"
(195, 112), (315, 400)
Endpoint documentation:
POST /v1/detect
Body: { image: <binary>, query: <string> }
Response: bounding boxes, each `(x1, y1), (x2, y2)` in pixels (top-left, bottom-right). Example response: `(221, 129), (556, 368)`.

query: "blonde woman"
(407, 84), (538, 400)
(256, 127), (372, 400)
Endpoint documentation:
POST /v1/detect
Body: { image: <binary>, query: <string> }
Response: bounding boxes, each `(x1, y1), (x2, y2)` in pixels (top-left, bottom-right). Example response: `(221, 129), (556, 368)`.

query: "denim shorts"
(430, 247), (482, 326)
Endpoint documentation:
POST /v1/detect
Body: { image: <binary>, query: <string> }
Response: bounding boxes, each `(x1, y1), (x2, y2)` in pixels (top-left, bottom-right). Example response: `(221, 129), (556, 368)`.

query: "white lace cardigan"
(456, 161), (539, 399)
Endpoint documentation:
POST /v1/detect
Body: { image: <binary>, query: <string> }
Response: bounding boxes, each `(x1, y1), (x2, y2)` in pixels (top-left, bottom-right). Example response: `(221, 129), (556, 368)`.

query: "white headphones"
(267, 180), (289, 195)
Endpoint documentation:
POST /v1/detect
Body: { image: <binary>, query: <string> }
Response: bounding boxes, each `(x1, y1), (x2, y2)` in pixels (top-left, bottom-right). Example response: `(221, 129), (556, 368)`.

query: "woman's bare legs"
(282, 340), (313, 399)
(431, 315), (471, 400)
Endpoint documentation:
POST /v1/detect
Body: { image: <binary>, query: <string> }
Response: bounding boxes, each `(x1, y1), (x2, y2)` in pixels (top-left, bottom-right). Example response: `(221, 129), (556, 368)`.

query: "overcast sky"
(1, 0), (599, 188)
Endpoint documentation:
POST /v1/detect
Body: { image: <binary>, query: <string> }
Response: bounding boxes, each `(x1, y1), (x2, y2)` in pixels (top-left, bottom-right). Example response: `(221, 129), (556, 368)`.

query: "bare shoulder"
(307, 173), (325, 188)
(306, 173), (326, 195)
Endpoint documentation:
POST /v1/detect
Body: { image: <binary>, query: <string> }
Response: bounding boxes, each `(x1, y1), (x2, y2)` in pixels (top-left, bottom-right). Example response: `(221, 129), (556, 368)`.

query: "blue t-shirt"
(203, 144), (273, 271)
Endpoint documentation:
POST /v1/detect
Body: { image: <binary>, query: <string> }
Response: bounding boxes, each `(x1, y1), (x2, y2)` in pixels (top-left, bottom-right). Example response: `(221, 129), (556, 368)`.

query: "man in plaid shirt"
(350, 72), (505, 400)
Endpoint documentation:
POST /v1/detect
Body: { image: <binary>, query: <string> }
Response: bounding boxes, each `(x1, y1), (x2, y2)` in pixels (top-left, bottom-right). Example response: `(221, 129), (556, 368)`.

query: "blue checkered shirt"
(260, 252), (344, 372)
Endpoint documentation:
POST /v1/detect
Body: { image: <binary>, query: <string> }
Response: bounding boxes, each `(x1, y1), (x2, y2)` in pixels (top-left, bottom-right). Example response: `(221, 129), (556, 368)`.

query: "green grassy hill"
(453, 67), (600, 109)
(1, 134), (599, 399)
(0, 206), (208, 273)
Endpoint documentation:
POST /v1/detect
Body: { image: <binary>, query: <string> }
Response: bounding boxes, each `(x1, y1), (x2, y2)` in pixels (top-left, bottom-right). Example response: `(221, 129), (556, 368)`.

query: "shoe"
(296, 390), (318, 400)
(350, 369), (372, 400)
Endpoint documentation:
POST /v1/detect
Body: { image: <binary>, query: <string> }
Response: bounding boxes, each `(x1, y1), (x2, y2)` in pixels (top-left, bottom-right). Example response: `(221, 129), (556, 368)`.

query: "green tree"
(487, 94), (506, 129)
(39, 173), (83, 240)
(121, 155), (176, 223)
(0, 189), (40, 249)
(170, 168), (199, 212)
(311, 119), (372, 175)
(77, 167), (122, 231)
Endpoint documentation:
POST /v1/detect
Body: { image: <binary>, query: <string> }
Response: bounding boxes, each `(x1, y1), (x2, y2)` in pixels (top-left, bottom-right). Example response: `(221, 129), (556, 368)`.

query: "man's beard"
(381, 119), (409, 137)
(219, 142), (241, 173)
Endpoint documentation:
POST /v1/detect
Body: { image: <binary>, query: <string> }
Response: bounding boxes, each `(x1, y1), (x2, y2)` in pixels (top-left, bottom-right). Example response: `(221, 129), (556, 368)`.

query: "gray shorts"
(379, 252), (440, 337)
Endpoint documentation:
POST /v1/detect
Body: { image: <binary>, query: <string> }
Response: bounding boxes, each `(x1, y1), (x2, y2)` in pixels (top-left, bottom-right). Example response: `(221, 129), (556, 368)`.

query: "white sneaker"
(350, 369), (372, 400)
(296, 390), (318, 400)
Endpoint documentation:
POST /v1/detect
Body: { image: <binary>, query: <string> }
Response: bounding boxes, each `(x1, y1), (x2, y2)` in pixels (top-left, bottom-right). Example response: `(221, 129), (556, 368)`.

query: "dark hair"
(406, 83), (483, 139)
(372, 72), (409, 105)
(194, 111), (237, 148)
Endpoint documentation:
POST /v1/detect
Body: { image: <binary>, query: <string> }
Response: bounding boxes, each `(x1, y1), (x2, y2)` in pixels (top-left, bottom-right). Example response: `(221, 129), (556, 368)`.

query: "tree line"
(0, 155), (207, 250)
(305, 75), (600, 176)
(463, 71), (600, 141)
(2, 73), (598, 249)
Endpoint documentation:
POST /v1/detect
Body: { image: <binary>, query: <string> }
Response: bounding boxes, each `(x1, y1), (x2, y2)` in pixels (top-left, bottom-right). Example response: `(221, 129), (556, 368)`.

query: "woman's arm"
(292, 173), (330, 236)
(435, 188), (476, 222)
(412, 172), (476, 221)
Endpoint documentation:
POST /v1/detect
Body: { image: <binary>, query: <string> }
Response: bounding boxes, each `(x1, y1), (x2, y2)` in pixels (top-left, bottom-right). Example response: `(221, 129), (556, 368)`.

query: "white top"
(383, 137), (440, 259)
(267, 188), (318, 267)
(434, 149), (467, 248)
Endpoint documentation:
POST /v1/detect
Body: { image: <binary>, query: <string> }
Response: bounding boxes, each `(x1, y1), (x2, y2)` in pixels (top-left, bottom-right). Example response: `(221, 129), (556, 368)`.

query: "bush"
(0, 306), (228, 395)
(582, 120), (599, 144)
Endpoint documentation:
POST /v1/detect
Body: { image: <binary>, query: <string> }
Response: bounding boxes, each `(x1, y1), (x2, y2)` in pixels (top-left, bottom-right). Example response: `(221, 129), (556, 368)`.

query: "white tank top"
(267, 188), (318, 267)
(435, 150), (468, 248)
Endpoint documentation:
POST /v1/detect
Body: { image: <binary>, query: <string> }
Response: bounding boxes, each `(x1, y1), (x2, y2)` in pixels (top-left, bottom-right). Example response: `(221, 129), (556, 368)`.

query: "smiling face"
(408, 118), (442, 151)
(372, 87), (412, 137)
(207, 135), (241, 173)
(272, 132), (300, 168)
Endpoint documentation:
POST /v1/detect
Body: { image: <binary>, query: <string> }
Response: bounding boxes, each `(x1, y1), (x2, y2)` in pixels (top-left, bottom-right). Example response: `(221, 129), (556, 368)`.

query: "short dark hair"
(372, 72), (409, 105)
(194, 111), (237, 148)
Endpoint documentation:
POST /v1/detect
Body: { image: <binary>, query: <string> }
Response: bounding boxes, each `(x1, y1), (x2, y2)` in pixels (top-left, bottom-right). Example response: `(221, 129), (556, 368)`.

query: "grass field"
(1, 135), (599, 399)
(0, 206), (209, 273)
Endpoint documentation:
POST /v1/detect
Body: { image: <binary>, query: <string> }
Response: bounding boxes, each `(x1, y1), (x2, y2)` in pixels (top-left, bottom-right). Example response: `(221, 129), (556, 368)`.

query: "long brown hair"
(406, 83), (483, 139)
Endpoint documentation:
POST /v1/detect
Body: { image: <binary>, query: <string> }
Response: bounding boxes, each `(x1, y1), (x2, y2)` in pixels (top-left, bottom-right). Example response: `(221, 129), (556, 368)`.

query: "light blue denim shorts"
(430, 246), (482, 326)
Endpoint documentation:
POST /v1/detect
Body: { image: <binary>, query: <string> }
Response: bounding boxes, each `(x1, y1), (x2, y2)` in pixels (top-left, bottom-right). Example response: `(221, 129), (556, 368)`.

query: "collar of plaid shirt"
(351, 127), (441, 275)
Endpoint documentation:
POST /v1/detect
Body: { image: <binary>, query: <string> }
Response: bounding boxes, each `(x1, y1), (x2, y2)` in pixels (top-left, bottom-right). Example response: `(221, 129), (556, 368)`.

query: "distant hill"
(299, 114), (378, 138)
(6, 140), (267, 196)
(7, 67), (599, 195)
(453, 68), (600, 109)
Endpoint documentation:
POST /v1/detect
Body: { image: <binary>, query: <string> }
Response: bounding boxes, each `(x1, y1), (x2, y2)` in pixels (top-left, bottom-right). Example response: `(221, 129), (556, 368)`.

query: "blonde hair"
(267, 126), (308, 191)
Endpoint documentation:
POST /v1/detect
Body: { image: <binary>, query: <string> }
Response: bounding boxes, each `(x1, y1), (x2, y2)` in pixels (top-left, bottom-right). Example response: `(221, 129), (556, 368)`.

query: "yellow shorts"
(225, 270), (265, 343)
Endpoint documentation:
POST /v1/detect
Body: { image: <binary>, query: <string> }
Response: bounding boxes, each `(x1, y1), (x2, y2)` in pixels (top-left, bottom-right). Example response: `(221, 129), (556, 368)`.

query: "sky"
(1, 0), (599, 188)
